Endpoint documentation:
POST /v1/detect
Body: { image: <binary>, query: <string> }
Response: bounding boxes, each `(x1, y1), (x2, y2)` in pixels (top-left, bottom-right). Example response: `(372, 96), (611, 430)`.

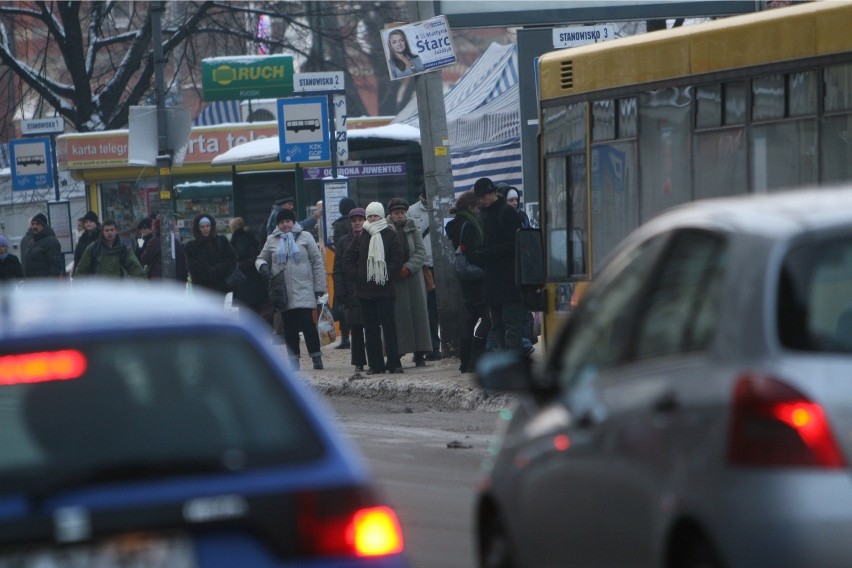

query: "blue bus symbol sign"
(278, 96), (329, 164)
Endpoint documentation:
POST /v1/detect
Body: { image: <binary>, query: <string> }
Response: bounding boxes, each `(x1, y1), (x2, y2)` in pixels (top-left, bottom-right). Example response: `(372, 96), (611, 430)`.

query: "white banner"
(381, 15), (457, 81)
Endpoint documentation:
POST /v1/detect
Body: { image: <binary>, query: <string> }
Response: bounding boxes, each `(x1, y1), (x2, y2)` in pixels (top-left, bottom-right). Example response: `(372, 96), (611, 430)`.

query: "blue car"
(0, 280), (407, 567)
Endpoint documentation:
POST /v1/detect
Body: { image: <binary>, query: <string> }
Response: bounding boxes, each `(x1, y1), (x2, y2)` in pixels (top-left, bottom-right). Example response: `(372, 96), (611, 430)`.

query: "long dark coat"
(139, 218), (188, 282)
(0, 253), (23, 281)
(332, 231), (362, 325)
(445, 211), (486, 306)
(73, 225), (100, 268)
(229, 227), (267, 310)
(184, 214), (236, 293)
(478, 198), (522, 304)
(342, 225), (404, 301)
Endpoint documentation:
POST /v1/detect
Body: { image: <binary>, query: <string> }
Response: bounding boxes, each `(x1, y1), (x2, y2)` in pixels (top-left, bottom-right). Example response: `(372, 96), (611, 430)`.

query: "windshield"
(0, 332), (324, 493)
(778, 234), (852, 353)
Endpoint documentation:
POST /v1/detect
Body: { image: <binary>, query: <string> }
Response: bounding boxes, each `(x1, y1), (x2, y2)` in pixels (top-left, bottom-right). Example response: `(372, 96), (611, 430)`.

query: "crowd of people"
(1, 179), (536, 374)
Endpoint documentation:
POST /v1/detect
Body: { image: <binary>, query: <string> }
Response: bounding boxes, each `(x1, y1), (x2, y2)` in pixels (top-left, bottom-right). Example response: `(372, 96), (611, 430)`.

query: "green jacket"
(75, 237), (146, 279)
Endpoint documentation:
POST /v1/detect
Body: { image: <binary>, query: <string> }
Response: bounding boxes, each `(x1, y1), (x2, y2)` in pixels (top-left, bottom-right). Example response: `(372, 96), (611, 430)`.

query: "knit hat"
(82, 211), (99, 223)
(473, 177), (497, 196)
(339, 197), (356, 216)
(0, 235), (8, 247)
(198, 217), (212, 226)
(506, 188), (520, 200)
(31, 213), (48, 226)
(349, 207), (366, 219)
(276, 208), (297, 224)
(387, 197), (409, 212)
(365, 202), (385, 218)
(137, 217), (152, 230)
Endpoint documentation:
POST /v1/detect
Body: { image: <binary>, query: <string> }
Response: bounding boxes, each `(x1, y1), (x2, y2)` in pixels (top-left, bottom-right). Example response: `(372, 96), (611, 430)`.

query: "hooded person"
(342, 201), (405, 375)
(21, 213), (65, 278)
(140, 215), (188, 281)
(73, 210), (101, 271)
(256, 207), (327, 371)
(184, 213), (237, 294)
(0, 235), (24, 281)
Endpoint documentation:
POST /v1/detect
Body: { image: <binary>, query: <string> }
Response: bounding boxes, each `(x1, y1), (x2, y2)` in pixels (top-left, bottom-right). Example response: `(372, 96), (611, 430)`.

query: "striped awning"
(193, 100), (241, 126)
(393, 42), (523, 193)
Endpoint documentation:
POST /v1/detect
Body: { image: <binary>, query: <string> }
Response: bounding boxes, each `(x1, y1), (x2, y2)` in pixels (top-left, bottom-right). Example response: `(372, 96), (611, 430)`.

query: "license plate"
(0, 533), (197, 568)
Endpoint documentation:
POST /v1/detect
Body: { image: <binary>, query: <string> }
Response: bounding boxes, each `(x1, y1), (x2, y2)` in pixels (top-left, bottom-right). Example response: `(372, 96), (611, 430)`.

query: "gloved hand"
(258, 263), (271, 280)
(398, 266), (411, 279)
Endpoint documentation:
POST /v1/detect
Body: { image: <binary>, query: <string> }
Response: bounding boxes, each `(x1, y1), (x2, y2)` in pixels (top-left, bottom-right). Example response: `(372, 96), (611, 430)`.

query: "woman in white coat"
(256, 208), (327, 370)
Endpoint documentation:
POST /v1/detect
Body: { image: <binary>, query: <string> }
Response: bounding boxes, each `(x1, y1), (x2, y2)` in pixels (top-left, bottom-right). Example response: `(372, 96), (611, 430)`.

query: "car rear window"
(778, 235), (852, 353)
(0, 332), (325, 492)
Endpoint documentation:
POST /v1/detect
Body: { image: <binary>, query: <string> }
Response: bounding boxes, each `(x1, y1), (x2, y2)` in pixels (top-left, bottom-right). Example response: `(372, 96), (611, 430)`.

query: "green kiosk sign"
(201, 55), (295, 101)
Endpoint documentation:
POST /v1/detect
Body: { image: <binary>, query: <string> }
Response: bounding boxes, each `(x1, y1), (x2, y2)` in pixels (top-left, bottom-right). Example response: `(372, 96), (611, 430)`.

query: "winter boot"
(312, 356), (324, 370)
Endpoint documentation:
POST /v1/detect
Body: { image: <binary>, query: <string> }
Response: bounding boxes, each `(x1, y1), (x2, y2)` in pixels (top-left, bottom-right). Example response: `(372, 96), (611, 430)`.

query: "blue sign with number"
(10, 138), (53, 191)
(277, 96), (329, 164)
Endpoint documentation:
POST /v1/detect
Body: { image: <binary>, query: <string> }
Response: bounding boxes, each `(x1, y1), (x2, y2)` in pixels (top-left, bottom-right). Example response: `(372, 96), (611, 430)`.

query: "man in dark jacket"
(73, 210), (100, 272)
(342, 201), (405, 375)
(21, 213), (65, 278)
(472, 177), (525, 353)
(330, 196), (357, 348)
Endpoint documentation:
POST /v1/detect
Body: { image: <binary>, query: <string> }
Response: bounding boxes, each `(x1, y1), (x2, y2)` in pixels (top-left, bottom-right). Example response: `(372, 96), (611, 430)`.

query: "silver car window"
(555, 233), (669, 391)
(779, 235), (852, 352)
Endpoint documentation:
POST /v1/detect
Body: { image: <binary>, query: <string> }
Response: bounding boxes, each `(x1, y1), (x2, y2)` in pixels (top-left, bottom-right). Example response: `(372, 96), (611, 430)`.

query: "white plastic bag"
(317, 302), (336, 346)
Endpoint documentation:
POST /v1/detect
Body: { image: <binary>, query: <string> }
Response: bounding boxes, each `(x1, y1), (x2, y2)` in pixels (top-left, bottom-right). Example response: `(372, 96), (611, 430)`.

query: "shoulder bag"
(453, 222), (484, 281)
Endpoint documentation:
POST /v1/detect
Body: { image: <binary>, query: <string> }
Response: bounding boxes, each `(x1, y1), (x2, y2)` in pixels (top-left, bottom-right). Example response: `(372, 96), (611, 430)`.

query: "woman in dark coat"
(184, 213), (236, 295)
(229, 217), (269, 318)
(445, 190), (491, 373)
(333, 207), (368, 371)
(139, 216), (188, 282)
(342, 202), (405, 375)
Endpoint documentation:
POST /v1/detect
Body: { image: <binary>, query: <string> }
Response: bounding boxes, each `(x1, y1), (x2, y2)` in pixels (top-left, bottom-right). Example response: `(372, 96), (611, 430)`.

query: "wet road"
(327, 395), (503, 568)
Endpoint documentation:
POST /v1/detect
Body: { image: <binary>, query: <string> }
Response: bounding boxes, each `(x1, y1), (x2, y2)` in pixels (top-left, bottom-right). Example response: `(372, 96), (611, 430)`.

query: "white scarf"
(364, 219), (388, 285)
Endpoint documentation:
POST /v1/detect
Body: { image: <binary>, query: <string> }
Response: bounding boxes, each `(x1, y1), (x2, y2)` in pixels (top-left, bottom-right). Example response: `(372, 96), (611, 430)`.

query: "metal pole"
(152, 1), (176, 279)
(406, 0), (461, 355)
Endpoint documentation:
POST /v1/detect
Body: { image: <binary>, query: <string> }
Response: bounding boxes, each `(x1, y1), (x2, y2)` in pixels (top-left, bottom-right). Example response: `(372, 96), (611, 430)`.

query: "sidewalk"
(279, 339), (542, 412)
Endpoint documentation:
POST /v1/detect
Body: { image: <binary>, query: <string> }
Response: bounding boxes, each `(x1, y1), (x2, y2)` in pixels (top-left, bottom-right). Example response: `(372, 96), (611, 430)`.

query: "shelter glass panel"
(590, 141), (638, 276)
(694, 128), (748, 199)
(752, 119), (817, 192)
(99, 179), (158, 244)
(639, 87), (693, 221)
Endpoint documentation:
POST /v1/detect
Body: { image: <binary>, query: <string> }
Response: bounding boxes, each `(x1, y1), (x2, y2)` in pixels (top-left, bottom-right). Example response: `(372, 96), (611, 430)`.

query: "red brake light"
(728, 374), (846, 468)
(0, 350), (87, 385)
(297, 489), (404, 558)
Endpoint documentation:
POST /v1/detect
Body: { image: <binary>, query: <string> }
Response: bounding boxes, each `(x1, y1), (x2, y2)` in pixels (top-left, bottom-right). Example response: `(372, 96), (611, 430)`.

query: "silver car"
(475, 186), (852, 568)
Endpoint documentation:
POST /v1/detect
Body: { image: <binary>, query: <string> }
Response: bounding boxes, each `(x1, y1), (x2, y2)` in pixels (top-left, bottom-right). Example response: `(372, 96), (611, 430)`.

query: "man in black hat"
(264, 194), (295, 238)
(22, 213), (65, 278)
(73, 210), (101, 272)
(472, 177), (525, 354)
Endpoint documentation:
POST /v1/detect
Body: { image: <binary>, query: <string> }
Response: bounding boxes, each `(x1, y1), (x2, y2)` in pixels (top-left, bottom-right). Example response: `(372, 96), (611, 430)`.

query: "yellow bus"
(535, 1), (852, 342)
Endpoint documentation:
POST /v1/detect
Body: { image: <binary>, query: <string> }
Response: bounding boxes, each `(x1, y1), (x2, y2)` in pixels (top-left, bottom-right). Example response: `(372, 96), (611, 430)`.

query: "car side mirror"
(515, 228), (546, 311)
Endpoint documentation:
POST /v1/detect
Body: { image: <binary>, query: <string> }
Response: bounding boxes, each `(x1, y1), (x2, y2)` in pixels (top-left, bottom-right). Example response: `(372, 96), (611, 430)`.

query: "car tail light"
(0, 350), (87, 385)
(728, 374), (846, 468)
(296, 488), (404, 558)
